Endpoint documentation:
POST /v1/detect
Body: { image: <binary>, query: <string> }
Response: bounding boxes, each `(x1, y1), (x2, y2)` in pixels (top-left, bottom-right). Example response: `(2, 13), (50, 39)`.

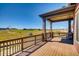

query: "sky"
(0, 3), (73, 29)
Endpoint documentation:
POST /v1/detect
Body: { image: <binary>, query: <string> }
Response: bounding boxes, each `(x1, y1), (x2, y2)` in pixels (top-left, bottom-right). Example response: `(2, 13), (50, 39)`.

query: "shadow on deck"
(30, 37), (79, 56)
(15, 37), (78, 56)
(14, 42), (46, 56)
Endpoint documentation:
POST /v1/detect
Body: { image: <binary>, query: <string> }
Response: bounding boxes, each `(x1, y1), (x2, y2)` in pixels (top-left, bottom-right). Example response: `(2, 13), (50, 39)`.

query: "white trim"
(74, 5), (79, 44)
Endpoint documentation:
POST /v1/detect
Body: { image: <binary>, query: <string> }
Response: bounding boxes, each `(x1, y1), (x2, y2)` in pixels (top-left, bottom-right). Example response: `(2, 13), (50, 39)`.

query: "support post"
(42, 18), (46, 41)
(21, 39), (23, 52)
(42, 33), (44, 42)
(68, 20), (71, 33)
(35, 36), (36, 45)
(50, 21), (53, 38)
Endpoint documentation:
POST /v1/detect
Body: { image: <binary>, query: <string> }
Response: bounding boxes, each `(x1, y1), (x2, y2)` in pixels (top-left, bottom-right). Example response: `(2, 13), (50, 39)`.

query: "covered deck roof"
(40, 5), (76, 22)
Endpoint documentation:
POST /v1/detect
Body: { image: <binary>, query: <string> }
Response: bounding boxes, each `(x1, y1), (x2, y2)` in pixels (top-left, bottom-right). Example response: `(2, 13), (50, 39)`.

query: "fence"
(0, 33), (44, 56)
(53, 32), (67, 37)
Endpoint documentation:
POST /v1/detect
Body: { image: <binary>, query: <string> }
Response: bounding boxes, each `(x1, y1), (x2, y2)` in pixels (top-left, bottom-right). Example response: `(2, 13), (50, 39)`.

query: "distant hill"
(0, 28), (17, 30)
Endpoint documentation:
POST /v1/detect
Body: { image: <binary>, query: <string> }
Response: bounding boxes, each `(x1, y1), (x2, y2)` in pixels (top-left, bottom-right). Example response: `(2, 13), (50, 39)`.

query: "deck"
(30, 37), (79, 56)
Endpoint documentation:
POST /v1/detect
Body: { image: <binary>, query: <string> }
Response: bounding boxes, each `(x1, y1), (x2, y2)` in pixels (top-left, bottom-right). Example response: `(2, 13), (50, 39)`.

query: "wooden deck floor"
(30, 37), (79, 56)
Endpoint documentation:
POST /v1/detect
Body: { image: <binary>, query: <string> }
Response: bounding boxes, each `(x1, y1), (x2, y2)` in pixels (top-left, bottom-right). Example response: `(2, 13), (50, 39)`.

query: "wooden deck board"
(30, 37), (79, 56)
(15, 42), (46, 56)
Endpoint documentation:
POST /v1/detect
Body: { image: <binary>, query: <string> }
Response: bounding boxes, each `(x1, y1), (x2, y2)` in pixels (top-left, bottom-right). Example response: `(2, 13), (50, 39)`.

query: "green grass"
(0, 29), (67, 41)
(0, 29), (43, 41)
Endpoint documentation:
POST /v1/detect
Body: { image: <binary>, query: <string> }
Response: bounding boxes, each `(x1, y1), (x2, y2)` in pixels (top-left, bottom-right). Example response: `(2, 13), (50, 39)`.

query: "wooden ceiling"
(40, 5), (76, 22)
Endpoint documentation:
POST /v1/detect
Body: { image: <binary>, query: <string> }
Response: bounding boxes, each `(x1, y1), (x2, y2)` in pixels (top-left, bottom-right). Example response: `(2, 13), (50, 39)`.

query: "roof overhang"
(40, 5), (76, 22)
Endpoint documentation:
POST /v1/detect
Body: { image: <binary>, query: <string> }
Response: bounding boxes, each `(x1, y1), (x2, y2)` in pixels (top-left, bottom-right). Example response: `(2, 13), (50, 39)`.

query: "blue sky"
(0, 3), (73, 29)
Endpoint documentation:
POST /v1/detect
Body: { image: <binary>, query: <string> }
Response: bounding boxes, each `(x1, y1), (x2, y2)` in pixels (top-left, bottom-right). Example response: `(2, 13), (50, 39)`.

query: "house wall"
(74, 3), (79, 53)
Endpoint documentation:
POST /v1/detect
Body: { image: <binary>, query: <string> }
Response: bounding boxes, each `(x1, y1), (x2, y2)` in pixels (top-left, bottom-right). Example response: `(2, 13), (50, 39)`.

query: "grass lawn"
(0, 29), (67, 41)
(0, 29), (43, 41)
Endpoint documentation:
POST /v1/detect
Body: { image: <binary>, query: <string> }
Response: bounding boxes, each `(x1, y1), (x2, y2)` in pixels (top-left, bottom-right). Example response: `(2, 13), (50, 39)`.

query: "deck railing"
(53, 32), (67, 37)
(0, 32), (67, 56)
(0, 33), (45, 56)
(46, 32), (51, 39)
